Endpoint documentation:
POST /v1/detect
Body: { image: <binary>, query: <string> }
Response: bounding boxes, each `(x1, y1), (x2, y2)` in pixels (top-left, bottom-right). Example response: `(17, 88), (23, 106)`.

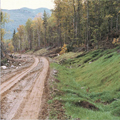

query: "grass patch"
(25, 50), (34, 54)
(33, 48), (48, 55)
(50, 47), (120, 119)
(54, 52), (82, 63)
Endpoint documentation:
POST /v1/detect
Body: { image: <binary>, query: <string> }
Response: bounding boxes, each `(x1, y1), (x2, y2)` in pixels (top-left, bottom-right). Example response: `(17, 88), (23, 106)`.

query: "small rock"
(53, 69), (57, 74)
(19, 64), (21, 66)
(89, 62), (92, 64)
(52, 79), (54, 81)
(1, 66), (7, 69)
(16, 67), (19, 69)
(11, 65), (15, 68)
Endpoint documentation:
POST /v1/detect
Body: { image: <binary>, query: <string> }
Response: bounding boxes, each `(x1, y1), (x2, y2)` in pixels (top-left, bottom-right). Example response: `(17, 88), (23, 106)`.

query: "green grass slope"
(50, 46), (120, 119)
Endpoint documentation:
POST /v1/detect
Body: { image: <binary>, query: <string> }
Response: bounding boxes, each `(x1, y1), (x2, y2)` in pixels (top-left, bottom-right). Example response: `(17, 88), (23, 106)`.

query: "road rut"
(1, 56), (49, 120)
(0, 57), (39, 100)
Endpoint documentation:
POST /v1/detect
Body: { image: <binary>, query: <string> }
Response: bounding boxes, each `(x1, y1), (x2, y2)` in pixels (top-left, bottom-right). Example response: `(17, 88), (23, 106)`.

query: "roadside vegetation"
(49, 46), (120, 119)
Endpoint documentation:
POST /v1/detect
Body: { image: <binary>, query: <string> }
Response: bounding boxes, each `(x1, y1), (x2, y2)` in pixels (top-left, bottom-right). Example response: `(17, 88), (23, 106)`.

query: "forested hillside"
(10, 0), (120, 52)
(2, 7), (51, 39)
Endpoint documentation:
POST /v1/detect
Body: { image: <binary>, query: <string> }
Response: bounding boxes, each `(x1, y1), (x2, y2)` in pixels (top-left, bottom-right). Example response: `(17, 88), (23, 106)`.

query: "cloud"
(1, 0), (55, 9)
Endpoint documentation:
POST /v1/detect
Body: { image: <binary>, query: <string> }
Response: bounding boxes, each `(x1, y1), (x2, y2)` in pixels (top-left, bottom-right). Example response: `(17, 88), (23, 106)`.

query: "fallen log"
(48, 54), (58, 58)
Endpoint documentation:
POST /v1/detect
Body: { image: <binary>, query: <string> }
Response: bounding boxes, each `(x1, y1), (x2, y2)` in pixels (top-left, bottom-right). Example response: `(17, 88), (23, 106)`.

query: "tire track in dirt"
(5, 61), (44, 119)
(1, 62), (33, 84)
(6, 72), (39, 120)
(0, 56), (39, 100)
(1, 62), (43, 119)
(14, 57), (49, 119)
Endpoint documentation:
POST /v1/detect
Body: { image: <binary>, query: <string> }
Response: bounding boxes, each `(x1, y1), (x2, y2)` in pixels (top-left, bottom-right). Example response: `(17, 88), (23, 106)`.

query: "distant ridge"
(2, 7), (51, 39)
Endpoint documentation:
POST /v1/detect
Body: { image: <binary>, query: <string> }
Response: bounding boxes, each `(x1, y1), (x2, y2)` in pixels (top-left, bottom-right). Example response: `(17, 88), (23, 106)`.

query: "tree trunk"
(77, 0), (81, 45)
(37, 29), (40, 48)
(57, 2), (62, 47)
(45, 26), (47, 46)
(116, 14), (119, 31)
(86, 0), (89, 51)
(98, 0), (101, 49)
(59, 23), (62, 47)
(111, 18), (113, 32)
(73, 0), (76, 44)
(1, 41), (8, 59)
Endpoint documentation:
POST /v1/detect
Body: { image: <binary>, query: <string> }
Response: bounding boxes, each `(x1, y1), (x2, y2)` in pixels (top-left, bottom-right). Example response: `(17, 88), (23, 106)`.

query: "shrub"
(59, 44), (67, 55)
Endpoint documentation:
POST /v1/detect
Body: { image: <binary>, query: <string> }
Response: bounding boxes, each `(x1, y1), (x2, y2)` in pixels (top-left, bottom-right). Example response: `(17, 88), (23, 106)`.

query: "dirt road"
(1, 55), (49, 119)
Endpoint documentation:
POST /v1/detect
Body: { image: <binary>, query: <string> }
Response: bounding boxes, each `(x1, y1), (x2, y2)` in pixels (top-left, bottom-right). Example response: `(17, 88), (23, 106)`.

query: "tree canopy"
(12, 0), (120, 52)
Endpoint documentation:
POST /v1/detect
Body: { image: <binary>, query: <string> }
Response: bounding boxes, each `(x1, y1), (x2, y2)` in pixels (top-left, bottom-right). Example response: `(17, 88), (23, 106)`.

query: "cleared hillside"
(49, 46), (120, 119)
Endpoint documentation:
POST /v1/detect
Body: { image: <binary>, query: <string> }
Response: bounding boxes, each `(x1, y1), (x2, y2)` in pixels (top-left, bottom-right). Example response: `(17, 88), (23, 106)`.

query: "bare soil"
(1, 54), (49, 119)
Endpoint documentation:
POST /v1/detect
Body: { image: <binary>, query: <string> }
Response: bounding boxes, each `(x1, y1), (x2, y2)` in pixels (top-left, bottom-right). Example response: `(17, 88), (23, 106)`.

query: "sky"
(1, 0), (55, 10)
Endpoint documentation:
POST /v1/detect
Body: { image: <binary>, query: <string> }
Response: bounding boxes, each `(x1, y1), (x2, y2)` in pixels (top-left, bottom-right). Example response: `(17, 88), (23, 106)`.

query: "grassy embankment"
(50, 46), (120, 119)
(25, 48), (48, 55)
